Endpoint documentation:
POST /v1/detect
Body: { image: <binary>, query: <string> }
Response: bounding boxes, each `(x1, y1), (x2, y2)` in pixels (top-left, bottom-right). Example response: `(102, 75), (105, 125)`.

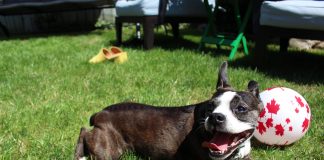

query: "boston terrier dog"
(74, 62), (263, 160)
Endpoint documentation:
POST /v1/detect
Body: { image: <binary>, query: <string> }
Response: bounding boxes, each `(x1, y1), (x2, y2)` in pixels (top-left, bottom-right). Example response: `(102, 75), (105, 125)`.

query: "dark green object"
(199, 0), (253, 60)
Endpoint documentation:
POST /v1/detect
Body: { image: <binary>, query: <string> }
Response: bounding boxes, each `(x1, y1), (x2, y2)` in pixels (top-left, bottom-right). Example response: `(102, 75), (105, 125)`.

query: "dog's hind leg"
(74, 127), (90, 160)
(74, 127), (112, 160)
(79, 126), (125, 160)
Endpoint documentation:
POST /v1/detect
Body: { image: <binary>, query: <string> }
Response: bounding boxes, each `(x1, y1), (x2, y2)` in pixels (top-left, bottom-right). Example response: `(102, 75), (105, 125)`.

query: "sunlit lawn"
(0, 27), (323, 159)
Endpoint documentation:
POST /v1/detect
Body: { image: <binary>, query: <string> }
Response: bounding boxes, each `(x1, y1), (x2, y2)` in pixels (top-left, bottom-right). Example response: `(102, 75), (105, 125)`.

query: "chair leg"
(242, 36), (249, 55)
(136, 23), (141, 39)
(115, 19), (122, 46)
(254, 32), (268, 63)
(171, 22), (179, 39)
(280, 38), (289, 53)
(0, 22), (9, 37)
(143, 17), (156, 49)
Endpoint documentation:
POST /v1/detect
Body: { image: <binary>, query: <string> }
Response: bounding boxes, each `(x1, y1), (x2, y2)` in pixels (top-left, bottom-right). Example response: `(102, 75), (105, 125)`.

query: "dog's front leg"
(234, 140), (251, 159)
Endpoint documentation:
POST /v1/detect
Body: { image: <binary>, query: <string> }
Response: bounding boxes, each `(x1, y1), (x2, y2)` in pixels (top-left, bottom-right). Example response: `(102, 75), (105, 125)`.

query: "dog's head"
(201, 62), (263, 159)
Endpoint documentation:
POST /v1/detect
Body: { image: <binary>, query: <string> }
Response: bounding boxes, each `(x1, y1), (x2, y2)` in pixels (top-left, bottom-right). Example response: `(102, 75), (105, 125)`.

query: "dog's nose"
(210, 113), (226, 124)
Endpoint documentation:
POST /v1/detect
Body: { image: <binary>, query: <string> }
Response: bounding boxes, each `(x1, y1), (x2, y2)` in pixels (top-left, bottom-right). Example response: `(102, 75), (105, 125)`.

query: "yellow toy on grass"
(89, 46), (127, 64)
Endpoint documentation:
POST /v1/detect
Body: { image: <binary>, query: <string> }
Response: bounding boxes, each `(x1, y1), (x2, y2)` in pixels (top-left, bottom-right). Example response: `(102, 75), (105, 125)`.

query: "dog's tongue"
(202, 133), (230, 151)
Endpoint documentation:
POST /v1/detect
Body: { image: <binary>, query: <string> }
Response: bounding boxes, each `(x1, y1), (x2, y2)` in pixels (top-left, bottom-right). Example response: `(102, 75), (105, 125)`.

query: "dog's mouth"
(201, 129), (254, 158)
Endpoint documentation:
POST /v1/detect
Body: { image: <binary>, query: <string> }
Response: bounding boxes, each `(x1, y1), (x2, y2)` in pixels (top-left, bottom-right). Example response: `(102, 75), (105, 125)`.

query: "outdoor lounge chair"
(0, 0), (112, 36)
(115, 0), (215, 49)
(253, 0), (324, 60)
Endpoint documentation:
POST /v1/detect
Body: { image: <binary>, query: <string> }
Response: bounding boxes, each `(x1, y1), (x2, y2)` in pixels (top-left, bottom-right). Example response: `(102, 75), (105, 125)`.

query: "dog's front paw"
(234, 140), (251, 159)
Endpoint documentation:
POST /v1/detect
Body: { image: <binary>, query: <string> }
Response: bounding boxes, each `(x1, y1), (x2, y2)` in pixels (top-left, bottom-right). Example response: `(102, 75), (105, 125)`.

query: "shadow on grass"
(115, 30), (324, 85)
(230, 49), (324, 85)
(109, 32), (232, 58)
(109, 33), (200, 50)
(0, 27), (112, 41)
(251, 138), (290, 151)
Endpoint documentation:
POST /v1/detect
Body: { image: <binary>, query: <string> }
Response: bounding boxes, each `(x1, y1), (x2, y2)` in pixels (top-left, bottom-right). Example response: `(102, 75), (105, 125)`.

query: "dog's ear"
(247, 80), (260, 98)
(247, 80), (264, 111)
(216, 61), (232, 90)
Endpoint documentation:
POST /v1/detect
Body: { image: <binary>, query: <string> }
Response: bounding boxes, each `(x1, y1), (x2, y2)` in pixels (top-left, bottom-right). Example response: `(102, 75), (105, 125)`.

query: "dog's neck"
(190, 100), (213, 137)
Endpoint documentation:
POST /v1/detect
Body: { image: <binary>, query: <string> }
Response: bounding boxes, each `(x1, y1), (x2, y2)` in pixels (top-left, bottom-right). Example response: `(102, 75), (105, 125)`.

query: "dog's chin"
(201, 129), (254, 160)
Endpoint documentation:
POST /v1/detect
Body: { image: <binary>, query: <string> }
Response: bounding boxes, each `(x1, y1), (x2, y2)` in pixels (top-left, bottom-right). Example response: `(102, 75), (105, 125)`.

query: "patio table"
(199, 0), (253, 60)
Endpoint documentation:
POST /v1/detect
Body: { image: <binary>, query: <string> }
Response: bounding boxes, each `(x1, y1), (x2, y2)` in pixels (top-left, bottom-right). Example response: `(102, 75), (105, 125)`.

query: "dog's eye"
(236, 105), (247, 113)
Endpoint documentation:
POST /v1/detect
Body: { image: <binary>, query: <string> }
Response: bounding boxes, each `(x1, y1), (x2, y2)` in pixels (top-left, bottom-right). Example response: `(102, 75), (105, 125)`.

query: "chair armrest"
(116, 0), (144, 7)
(116, 0), (161, 16)
(253, 0), (283, 33)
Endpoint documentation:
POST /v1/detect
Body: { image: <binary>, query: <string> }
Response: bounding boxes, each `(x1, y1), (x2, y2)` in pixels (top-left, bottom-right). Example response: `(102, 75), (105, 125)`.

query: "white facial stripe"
(212, 91), (237, 114)
(212, 91), (253, 133)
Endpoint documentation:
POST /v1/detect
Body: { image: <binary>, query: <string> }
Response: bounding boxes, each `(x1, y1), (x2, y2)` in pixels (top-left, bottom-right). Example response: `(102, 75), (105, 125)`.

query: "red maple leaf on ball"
(295, 108), (299, 113)
(259, 109), (266, 118)
(266, 99), (280, 115)
(275, 124), (285, 136)
(257, 121), (266, 135)
(286, 118), (290, 124)
(266, 87), (285, 91)
(302, 118), (310, 132)
(266, 118), (273, 128)
(295, 96), (304, 107)
(306, 104), (310, 113)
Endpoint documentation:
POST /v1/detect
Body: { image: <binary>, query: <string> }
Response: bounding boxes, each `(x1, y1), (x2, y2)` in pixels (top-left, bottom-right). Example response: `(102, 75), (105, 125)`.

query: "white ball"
(253, 87), (311, 145)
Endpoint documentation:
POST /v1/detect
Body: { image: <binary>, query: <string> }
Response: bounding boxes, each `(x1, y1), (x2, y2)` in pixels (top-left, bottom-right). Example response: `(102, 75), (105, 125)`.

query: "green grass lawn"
(0, 28), (323, 159)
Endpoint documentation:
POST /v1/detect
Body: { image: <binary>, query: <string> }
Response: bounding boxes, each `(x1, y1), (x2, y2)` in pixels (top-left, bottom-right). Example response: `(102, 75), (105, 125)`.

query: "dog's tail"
(74, 127), (90, 160)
